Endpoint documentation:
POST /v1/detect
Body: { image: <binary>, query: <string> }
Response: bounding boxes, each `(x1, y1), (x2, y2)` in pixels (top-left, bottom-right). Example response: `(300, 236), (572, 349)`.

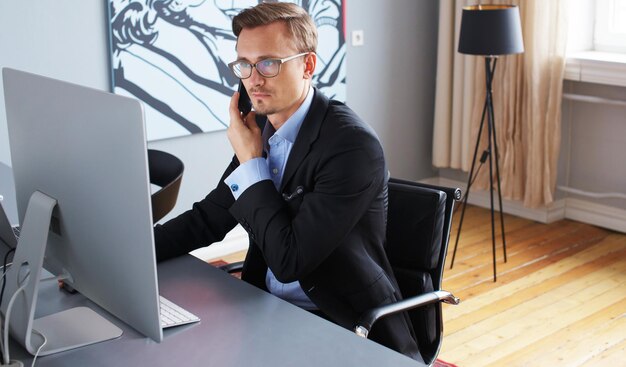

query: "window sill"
(565, 51), (626, 87)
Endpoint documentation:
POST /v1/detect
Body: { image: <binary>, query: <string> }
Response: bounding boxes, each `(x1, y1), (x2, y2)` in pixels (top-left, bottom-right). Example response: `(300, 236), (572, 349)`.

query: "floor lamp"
(449, 5), (524, 282)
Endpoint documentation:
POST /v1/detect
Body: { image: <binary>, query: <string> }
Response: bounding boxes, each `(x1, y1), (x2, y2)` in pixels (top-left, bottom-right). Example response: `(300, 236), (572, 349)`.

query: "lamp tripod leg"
(485, 57), (499, 282)
(489, 103), (508, 263)
(450, 94), (489, 269)
(487, 109), (497, 283)
(450, 56), (507, 283)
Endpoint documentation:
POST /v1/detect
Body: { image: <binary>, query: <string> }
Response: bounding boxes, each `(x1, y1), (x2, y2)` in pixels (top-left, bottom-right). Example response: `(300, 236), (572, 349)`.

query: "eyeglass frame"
(228, 52), (311, 79)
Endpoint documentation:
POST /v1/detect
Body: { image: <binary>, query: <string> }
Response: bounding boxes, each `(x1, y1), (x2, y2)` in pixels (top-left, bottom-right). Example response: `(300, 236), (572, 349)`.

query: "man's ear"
(303, 53), (317, 79)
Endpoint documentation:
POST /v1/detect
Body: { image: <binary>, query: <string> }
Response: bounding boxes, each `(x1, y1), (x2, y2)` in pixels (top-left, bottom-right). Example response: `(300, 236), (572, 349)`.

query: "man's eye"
(259, 60), (276, 68)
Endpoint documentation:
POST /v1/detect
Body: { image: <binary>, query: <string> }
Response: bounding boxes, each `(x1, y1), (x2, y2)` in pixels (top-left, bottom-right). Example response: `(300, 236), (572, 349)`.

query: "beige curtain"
(433, 0), (477, 171)
(432, 0), (569, 208)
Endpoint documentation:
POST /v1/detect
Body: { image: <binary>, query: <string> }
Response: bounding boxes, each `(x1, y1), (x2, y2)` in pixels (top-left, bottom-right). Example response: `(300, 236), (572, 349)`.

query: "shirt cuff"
(224, 158), (271, 200)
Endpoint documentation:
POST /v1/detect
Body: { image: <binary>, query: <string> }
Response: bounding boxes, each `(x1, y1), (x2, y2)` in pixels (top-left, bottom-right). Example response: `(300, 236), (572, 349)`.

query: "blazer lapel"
(280, 88), (329, 191)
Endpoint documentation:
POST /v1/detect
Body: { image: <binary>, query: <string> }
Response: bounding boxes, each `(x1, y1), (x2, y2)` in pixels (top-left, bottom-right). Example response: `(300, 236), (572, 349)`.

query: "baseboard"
(422, 177), (566, 223)
(190, 225), (249, 261)
(564, 198), (626, 233)
(423, 176), (626, 233)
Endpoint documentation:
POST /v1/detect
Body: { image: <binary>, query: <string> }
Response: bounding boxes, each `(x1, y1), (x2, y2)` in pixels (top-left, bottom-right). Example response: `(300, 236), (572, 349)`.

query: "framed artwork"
(107, 0), (346, 141)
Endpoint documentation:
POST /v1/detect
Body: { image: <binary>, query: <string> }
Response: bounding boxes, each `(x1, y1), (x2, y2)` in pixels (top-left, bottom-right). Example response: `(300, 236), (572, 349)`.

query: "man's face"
(236, 21), (311, 124)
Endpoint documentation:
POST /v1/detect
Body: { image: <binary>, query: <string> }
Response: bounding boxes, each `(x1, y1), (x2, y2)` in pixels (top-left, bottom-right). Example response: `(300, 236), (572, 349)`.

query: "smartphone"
(237, 82), (252, 116)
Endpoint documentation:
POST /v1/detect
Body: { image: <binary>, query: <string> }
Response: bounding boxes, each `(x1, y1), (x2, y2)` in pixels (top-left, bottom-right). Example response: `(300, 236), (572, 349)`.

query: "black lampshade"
(458, 5), (524, 56)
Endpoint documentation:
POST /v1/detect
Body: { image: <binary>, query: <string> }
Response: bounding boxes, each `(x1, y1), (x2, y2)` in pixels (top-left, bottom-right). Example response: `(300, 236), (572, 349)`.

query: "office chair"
(354, 178), (460, 365)
(220, 178), (460, 365)
(148, 149), (184, 223)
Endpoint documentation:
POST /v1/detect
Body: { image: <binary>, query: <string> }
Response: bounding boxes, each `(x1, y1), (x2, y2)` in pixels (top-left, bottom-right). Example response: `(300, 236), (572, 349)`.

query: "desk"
(9, 255), (424, 366)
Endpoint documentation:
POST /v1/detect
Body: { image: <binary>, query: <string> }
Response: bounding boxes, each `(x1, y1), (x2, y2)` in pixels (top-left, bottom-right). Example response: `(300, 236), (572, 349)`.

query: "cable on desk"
(2, 277), (28, 365)
(29, 329), (46, 367)
(0, 249), (16, 308)
(0, 248), (15, 363)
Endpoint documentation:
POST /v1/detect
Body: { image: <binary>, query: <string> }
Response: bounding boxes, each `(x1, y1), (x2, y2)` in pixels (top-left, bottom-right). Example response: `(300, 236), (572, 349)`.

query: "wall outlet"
(352, 30), (364, 46)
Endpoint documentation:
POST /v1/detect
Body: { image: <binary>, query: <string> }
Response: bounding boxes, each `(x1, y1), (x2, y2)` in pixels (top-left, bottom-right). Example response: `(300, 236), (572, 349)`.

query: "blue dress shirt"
(224, 87), (317, 310)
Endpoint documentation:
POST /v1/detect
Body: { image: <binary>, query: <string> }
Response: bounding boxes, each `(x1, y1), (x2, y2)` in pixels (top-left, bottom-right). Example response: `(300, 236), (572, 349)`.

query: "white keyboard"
(159, 296), (200, 328)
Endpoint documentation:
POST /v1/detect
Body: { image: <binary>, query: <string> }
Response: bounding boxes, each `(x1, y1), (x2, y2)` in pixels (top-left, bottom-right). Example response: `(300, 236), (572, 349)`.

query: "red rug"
(210, 260), (458, 366)
(209, 259), (229, 267)
(434, 360), (458, 367)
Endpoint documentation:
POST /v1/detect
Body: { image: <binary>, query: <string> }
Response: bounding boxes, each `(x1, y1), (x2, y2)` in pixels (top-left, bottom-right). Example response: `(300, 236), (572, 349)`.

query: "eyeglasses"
(228, 52), (309, 79)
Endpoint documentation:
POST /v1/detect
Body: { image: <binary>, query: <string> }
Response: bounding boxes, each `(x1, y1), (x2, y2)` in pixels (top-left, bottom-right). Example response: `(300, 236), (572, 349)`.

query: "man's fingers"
(229, 92), (243, 124)
(243, 111), (259, 130)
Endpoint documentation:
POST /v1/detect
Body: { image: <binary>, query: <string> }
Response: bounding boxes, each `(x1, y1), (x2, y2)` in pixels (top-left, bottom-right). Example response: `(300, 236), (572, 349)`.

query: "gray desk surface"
(9, 255), (423, 366)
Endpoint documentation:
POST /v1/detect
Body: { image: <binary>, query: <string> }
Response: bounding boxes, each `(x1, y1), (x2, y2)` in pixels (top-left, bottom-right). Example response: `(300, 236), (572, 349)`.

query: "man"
(154, 2), (422, 362)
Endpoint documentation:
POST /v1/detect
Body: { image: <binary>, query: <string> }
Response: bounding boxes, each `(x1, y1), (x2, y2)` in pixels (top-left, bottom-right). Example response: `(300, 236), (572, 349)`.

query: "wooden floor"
(209, 205), (626, 366)
(438, 205), (626, 367)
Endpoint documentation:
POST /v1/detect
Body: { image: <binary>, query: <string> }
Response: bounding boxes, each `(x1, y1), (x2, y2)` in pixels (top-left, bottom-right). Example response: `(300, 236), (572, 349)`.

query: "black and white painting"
(108, 0), (346, 141)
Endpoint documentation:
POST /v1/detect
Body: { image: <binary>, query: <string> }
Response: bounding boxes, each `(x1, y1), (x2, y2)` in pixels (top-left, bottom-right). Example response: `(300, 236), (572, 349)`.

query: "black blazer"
(154, 89), (421, 361)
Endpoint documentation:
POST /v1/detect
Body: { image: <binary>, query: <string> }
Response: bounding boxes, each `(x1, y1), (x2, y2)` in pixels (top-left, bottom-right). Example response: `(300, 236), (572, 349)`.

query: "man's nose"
(248, 67), (265, 87)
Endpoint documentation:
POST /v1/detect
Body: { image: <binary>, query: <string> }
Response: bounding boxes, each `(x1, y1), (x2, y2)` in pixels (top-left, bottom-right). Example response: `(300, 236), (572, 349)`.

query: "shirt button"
(230, 184), (239, 192)
(272, 168), (279, 175)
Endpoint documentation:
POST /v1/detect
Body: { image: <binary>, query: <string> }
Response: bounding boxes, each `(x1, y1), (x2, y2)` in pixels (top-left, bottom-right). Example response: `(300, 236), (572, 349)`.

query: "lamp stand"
(450, 56), (507, 282)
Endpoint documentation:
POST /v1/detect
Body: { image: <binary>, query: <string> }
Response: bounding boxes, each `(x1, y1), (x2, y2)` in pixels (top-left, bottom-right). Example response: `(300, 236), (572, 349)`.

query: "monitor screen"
(2, 68), (163, 353)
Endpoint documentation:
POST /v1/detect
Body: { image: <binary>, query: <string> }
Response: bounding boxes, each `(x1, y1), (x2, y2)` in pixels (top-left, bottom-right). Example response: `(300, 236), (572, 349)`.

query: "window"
(567, 0), (626, 54)
(565, 0), (626, 86)
(594, 0), (626, 53)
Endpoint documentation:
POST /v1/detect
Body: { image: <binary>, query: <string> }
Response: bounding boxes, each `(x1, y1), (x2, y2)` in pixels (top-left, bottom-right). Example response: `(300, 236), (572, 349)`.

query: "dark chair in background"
(148, 149), (184, 223)
(354, 179), (460, 365)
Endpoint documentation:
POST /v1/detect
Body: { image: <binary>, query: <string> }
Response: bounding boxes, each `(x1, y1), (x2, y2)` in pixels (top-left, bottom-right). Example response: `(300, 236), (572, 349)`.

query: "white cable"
(0, 266), (50, 367)
(0, 262), (60, 366)
(3, 280), (28, 365)
(29, 329), (46, 367)
(0, 264), (13, 271)
(0, 262), (12, 363)
(0, 312), (4, 364)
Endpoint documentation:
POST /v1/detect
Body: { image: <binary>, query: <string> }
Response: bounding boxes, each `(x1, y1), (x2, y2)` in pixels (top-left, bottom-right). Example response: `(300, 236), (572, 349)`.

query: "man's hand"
(227, 91), (262, 164)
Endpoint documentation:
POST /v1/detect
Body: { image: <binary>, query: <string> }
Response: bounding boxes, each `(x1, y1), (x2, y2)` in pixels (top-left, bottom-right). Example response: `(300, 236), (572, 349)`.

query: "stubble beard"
(251, 100), (276, 116)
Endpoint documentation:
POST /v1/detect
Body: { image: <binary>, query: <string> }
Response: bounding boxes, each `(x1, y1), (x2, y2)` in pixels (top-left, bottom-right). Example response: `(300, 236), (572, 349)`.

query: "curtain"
(432, 0), (477, 171)
(432, 0), (569, 208)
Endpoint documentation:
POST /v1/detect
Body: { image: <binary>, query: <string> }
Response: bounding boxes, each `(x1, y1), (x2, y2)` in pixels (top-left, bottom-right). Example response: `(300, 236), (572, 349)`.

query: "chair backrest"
(385, 178), (459, 364)
(388, 178), (461, 288)
(148, 149), (184, 223)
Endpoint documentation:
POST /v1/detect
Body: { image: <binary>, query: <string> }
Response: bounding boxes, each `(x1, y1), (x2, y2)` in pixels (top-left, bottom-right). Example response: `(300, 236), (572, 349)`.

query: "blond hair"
(232, 2), (318, 53)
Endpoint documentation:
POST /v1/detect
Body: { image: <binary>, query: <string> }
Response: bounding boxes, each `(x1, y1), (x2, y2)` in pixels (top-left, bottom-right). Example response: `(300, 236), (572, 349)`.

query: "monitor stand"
(1, 191), (122, 356)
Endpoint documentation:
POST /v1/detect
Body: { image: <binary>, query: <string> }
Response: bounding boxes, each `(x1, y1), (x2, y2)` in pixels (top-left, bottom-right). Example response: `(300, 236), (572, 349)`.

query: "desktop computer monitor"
(2, 68), (163, 355)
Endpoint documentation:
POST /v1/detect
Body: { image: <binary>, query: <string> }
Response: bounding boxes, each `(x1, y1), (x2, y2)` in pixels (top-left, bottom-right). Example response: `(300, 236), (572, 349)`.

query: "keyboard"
(159, 295), (200, 328)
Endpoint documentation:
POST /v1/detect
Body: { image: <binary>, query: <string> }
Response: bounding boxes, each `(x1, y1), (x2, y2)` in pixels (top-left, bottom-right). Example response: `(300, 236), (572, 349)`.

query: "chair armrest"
(354, 290), (460, 338)
(219, 261), (244, 273)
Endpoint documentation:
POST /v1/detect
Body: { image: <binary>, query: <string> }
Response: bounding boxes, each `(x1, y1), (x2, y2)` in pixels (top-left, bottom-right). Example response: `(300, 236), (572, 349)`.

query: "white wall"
(0, 2), (110, 166)
(0, 1), (439, 223)
(346, 0), (438, 181)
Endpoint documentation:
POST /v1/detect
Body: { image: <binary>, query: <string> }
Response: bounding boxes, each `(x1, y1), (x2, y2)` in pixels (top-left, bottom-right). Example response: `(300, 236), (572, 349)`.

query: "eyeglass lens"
(234, 59), (279, 79)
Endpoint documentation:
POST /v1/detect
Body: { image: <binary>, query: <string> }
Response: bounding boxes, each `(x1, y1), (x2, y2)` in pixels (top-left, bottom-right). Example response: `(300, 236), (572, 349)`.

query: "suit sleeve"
(153, 156), (240, 262)
(229, 124), (386, 283)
